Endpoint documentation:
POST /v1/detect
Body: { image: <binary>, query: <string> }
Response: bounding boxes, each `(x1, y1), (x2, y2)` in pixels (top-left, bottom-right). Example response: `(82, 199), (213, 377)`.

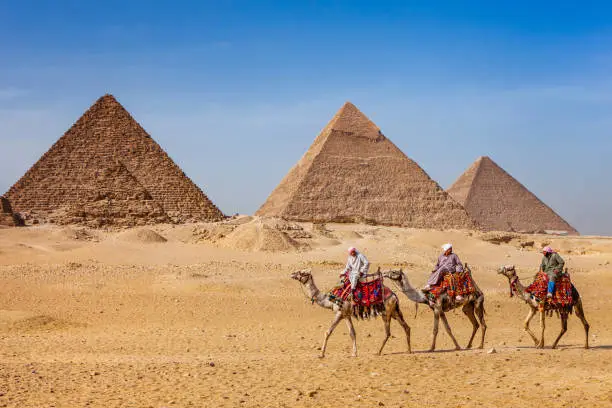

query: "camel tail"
(414, 302), (418, 319)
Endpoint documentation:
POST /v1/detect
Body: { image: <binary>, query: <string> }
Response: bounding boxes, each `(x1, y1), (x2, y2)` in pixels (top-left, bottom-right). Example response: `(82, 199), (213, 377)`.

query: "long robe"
(427, 252), (464, 286)
(540, 252), (565, 280)
(345, 251), (370, 289)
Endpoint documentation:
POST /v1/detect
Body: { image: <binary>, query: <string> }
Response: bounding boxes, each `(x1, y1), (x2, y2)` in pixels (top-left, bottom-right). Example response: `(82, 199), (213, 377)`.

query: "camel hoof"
(454, 346), (461, 351)
(427, 348), (435, 353)
(351, 354), (358, 358)
(318, 354), (325, 359)
(466, 344), (473, 349)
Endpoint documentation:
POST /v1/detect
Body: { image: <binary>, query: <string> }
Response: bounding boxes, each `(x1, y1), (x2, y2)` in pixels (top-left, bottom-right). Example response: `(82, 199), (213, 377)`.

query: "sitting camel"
(290, 269), (411, 358)
(383, 265), (487, 352)
(498, 265), (589, 349)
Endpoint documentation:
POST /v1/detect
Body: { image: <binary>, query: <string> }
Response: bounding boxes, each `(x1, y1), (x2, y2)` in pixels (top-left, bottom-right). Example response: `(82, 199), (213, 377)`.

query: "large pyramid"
(5, 94), (224, 226)
(447, 156), (578, 234)
(256, 102), (474, 229)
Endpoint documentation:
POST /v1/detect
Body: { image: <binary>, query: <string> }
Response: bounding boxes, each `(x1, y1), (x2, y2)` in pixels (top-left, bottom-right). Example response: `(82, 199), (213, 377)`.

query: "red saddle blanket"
(429, 271), (478, 300)
(330, 273), (391, 318)
(525, 271), (574, 308)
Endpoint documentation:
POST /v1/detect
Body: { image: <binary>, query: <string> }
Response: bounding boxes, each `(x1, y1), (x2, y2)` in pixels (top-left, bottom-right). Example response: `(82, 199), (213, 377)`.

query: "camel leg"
(377, 311), (392, 356)
(428, 309), (441, 352)
(345, 317), (357, 357)
(523, 307), (539, 346)
(574, 299), (590, 349)
(320, 312), (343, 358)
(392, 306), (412, 354)
(536, 310), (546, 348)
(475, 299), (487, 349)
(462, 302), (479, 349)
(551, 313), (568, 349)
(440, 312), (461, 350)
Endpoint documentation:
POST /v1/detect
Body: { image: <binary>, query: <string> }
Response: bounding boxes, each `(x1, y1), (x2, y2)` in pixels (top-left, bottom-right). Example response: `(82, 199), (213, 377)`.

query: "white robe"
(345, 251), (370, 289)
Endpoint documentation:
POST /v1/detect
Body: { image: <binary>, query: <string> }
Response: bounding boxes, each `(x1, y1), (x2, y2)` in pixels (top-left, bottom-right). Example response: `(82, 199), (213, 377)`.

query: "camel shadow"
(506, 344), (611, 351)
(383, 348), (478, 356)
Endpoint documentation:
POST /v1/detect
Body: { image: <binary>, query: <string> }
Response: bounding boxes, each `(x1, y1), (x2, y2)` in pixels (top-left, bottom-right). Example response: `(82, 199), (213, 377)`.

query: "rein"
(509, 275), (518, 297)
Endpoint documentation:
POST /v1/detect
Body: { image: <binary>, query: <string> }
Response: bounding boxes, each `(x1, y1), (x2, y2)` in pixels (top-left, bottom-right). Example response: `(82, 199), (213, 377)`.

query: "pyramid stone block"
(447, 156), (578, 234)
(0, 196), (23, 227)
(257, 102), (474, 229)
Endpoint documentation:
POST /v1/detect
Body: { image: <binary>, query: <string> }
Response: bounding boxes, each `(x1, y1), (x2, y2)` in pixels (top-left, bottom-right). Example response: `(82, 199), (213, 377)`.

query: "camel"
(383, 265), (487, 352)
(498, 265), (590, 349)
(290, 269), (411, 358)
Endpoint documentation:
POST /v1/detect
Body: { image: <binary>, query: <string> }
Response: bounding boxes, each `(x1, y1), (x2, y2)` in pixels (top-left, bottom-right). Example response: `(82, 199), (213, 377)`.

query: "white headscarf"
(441, 243), (452, 252)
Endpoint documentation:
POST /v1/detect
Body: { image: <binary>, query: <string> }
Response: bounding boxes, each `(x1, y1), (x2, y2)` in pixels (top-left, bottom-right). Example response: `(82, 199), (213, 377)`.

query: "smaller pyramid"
(0, 196), (23, 227)
(257, 102), (474, 229)
(447, 156), (578, 234)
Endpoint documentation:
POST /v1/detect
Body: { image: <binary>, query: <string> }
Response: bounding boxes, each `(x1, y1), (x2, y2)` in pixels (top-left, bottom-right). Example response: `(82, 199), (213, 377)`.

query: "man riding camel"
(540, 246), (565, 298)
(344, 247), (370, 298)
(423, 243), (464, 300)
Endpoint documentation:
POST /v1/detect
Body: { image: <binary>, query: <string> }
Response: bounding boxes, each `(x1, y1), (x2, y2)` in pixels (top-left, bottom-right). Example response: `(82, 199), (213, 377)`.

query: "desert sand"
(1, 218), (611, 407)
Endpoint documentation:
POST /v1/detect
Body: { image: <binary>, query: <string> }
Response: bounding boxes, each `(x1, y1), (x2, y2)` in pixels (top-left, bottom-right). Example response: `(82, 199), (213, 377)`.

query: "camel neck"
(399, 276), (428, 304)
(511, 276), (530, 301)
(304, 278), (331, 308)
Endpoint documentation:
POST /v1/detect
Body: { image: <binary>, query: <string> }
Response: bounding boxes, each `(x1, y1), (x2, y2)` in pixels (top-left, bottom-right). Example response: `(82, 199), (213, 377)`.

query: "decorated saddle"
(427, 270), (479, 303)
(525, 271), (575, 312)
(329, 272), (391, 319)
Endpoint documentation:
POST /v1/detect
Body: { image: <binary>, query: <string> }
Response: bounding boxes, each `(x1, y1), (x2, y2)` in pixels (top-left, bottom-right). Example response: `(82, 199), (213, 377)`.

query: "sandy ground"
(0, 220), (611, 407)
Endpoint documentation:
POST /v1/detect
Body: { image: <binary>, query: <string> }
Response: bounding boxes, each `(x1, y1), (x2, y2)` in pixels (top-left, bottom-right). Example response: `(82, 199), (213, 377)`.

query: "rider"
(344, 247), (370, 293)
(540, 246), (565, 298)
(423, 243), (464, 300)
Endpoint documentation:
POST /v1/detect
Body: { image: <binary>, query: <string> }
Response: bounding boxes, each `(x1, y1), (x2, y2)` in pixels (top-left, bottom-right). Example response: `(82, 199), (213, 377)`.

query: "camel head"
(382, 268), (404, 282)
(498, 265), (517, 280)
(290, 269), (313, 285)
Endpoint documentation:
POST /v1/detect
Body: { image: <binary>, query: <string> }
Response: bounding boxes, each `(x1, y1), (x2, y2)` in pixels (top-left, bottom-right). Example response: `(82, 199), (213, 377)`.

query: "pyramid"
(447, 156), (578, 234)
(256, 102), (474, 229)
(0, 196), (23, 227)
(5, 94), (224, 226)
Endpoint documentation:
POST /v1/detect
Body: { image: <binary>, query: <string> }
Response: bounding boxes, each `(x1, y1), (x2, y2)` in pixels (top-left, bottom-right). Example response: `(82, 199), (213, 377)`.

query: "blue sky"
(1, 1), (611, 235)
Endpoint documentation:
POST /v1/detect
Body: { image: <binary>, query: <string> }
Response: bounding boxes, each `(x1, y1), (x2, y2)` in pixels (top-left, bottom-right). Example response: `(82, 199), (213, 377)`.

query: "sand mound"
(52, 226), (99, 241)
(0, 310), (80, 332)
(222, 220), (302, 252)
(118, 228), (168, 244)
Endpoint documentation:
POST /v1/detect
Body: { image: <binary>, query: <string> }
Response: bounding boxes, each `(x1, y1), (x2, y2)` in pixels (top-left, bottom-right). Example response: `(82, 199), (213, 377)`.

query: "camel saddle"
(524, 271), (575, 312)
(329, 271), (390, 319)
(427, 270), (479, 302)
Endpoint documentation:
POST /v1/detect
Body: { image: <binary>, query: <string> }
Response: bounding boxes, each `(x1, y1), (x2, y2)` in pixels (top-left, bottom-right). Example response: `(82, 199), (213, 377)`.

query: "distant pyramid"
(5, 94), (224, 226)
(447, 156), (578, 234)
(256, 102), (474, 229)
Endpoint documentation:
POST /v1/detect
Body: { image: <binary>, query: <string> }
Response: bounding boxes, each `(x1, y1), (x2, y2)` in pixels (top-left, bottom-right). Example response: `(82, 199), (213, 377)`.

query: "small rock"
(488, 348), (497, 354)
(209, 362), (215, 367)
(308, 390), (318, 397)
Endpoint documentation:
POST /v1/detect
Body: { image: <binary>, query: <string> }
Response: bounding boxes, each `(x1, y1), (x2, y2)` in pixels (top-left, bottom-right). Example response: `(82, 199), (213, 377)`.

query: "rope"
(298, 282), (314, 303)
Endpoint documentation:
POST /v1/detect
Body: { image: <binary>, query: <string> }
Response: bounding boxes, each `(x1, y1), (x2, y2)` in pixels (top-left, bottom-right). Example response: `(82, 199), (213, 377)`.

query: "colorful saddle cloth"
(329, 272), (390, 319)
(428, 271), (479, 302)
(525, 271), (574, 311)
